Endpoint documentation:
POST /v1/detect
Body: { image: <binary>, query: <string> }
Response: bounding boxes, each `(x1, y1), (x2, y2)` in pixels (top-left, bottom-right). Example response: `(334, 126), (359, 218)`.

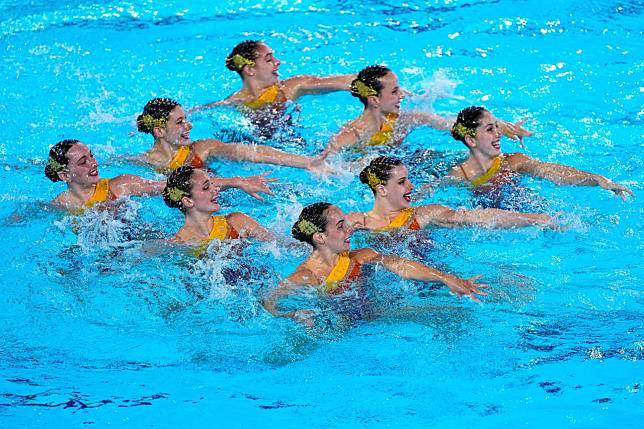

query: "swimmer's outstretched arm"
(356, 248), (488, 302)
(262, 272), (316, 326)
(284, 74), (356, 98)
(399, 111), (455, 132)
(187, 97), (234, 114)
(193, 139), (328, 173)
(507, 152), (634, 199)
(226, 212), (275, 242)
(210, 172), (277, 201)
(414, 204), (557, 229)
(109, 174), (166, 198)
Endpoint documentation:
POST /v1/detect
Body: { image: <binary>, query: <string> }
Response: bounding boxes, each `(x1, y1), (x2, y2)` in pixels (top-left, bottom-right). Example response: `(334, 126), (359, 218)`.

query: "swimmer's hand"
(597, 177), (634, 201)
(237, 172), (278, 201)
(498, 118), (533, 147)
(288, 310), (315, 328)
(307, 154), (334, 176)
(444, 274), (488, 303)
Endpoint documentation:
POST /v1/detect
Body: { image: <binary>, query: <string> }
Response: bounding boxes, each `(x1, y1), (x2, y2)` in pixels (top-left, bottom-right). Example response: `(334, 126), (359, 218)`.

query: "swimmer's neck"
(308, 247), (344, 275)
(149, 138), (188, 161)
(182, 210), (218, 239)
(464, 151), (500, 176)
(358, 106), (389, 131)
(369, 199), (406, 226)
(241, 78), (278, 99)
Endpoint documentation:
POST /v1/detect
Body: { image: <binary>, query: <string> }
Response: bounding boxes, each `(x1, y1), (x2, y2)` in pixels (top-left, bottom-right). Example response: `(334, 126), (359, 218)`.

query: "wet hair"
(350, 65), (391, 106)
(225, 40), (262, 75)
(163, 165), (195, 212)
(451, 106), (488, 143)
(359, 156), (404, 193)
(136, 98), (181, 134)
(291, 202), (332, 247)
(45, 139), (79, 182)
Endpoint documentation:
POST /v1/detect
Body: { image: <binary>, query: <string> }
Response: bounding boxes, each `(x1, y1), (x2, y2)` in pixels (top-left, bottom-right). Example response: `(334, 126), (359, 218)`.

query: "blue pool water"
(1, 0), (642, 427)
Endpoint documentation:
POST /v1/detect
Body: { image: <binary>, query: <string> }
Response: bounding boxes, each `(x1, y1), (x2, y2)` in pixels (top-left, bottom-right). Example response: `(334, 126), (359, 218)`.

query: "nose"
(274, 57), (281, 67)
(185, 119), (193, 131)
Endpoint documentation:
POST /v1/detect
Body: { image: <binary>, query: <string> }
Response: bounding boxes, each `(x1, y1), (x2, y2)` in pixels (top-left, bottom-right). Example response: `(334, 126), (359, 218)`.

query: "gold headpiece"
(366, 170), (383, 189)
(47, 157), (65, 173)
(231, 54), (255, 71)
(351, 80), (378, 98)
(296, 219), (321, 236)
(453, 123), (476, 138)
(166, 187), (188, 202)
(140, 114), (166, 131)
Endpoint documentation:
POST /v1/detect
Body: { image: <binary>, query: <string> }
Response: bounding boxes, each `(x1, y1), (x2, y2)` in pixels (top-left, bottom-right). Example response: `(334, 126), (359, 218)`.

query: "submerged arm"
(262, 272), (316, 326)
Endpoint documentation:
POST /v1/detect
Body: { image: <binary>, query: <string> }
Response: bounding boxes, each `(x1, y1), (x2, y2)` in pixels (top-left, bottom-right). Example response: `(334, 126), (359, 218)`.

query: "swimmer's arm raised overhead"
(507, 152), (634, 199)
(226, 212), (275, 242)
(210, 172), (277, 201)
(284, 74), (357, 99)
(192, 138), (325, 172)
(355, 248), (487, 301)
(109, 174), (166, 198)
(262, 270), (316, 326)
(414, 204), (557, 229)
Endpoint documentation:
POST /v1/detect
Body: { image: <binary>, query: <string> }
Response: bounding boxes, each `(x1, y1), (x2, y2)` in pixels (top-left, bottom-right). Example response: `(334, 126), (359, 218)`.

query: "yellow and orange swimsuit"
(462, 155), (504, 187)
(324, 252), (362, 295)
(375, 208), (421, 231)
(163, 145), (205, 172)
(242, 84), (285, 109)
(68, 178), (116, 215)
(365, 113), (399, 146)
(191, 215), (240, 256)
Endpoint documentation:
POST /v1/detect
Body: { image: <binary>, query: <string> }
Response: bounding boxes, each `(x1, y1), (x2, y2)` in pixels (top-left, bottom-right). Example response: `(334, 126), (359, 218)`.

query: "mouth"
(89, 167), (98, 177)
(491, 139), (501, 150)
(181, 132), (191, 140)
(403, 192), (412, 202)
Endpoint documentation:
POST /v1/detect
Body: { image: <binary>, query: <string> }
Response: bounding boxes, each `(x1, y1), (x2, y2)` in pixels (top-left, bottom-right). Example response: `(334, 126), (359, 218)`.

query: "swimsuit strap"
(243, 84), (280, 109)
(85, 179), (111, 208)
(378, 208), (415, 231)
(325, 251), (352, 292)
(190, 153), (204, 168)
(206, 215), (230, 241)
(167, 146), (191, 171)
(470, 156), (503, 187)
(366, 113), (398, 147)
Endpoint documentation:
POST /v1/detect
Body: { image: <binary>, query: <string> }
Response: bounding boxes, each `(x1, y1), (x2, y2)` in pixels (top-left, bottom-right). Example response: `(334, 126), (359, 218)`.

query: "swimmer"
(190, 40), (355, 113)
(447, 106), (633, 200)
(46, 139), (166, 213)
(322, 65), (531, 155)
(262, 203), (487, 326)
(134, 98), (327, 173)
(163, 166), (274, 246)
(347, 156), (558, 232)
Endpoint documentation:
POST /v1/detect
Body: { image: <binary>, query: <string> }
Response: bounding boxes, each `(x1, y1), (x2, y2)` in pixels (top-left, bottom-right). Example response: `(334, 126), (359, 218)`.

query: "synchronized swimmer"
(43, 39), (634, 328)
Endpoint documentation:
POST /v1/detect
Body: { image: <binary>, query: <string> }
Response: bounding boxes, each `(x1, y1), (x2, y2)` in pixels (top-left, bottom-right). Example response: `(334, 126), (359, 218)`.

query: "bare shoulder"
(447, 163), (466, 181)
(351, 248), (380, 264)
(51, 192), (68, 208)
(286, 265), (318, 287)
(226, 211), (255, 228)
(504, 152), (532, 169)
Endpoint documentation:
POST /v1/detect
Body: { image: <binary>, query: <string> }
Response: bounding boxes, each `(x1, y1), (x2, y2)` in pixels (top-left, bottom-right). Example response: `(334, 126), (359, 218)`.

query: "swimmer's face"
(60, 142), (100, 186)
(186, 169), (220, 213)
(247, 43), (281, 84)
(382, 164), (414, 208)
(376, 72), (403, 114)
(321, 205), (352, 253)
(158, 106), (192, 146)
(472, 111), (501, 157)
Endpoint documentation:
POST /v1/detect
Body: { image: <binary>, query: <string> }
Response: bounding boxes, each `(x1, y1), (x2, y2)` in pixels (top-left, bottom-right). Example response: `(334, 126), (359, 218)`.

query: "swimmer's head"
(451, 106), (488, 143)
(45, 139), (80, 182)
(225, 40), (261, 76)
(137, 98), (181, 134)
(359, 156), (404, 193)
(292, 202), (332, 246)
(163, 165), (194, 212)
(350, 65), (392, 106)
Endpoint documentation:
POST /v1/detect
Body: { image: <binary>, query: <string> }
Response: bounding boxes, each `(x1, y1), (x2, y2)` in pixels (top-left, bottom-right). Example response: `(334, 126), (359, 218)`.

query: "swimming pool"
(1, 0), (642, 427)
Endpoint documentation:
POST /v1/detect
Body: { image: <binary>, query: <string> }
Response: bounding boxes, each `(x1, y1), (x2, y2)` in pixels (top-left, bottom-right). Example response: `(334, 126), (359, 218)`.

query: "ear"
(367, 95), (380, 107)
(243, 65), (256, 77)
(375, 184), (387, 197)
(312, 231), (325, 246)
(463, 134), (477, 149)
(181, 196), (194, 209)
(57, 170), (71, 183)
(152, 126), (165, 140)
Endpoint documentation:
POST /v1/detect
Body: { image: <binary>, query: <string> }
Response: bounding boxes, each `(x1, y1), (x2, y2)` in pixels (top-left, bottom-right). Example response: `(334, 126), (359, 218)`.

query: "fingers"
(469, 274), (484, 282)
(250, 193), (264, 201)
(517, 117), (529, 126)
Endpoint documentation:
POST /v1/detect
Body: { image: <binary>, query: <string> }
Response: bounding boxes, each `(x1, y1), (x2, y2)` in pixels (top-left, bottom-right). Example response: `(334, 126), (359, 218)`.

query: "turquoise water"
(1, 0), (642, 427)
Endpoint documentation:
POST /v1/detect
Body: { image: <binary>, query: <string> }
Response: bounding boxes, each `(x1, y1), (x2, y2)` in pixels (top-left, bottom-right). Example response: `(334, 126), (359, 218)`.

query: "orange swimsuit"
(375, 208), (421, 231)
(163, 146), (204, 172)
(324, 252), (362, 295)
(365, 113), (398, 146)
(243, 84), (285, 109)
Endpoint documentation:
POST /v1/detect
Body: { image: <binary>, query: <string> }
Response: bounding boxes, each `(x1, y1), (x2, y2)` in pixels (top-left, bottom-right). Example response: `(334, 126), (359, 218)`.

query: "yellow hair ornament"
(351, 80), (378, 98)
(231, 54), (255, 71)
(141, 114), (166, 131)
(297, 219), (321, 236)
(453, 122), (476, 138)
(47, 157), (65, 172)
(166, 187), (188, 202)
(366, 170), (383, 189)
